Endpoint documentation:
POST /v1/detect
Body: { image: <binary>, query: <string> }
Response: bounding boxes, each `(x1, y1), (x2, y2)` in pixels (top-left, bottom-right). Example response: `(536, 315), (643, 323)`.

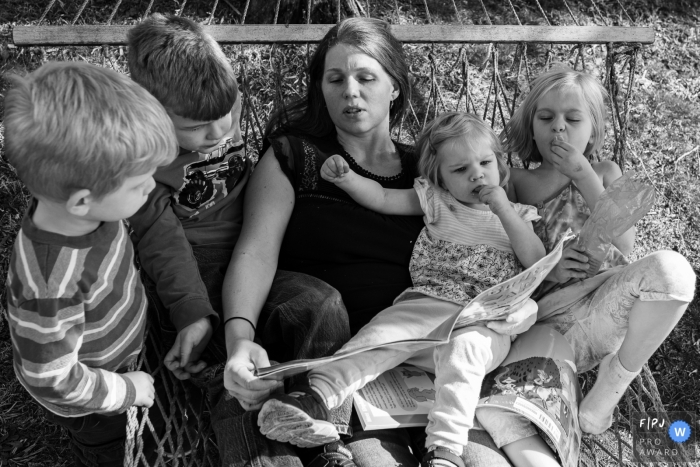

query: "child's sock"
(578, 353), (639, 434)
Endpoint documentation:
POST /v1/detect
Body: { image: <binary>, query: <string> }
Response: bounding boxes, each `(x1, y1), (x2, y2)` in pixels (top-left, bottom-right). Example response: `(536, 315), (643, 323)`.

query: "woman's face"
(322, 43), (399, 138)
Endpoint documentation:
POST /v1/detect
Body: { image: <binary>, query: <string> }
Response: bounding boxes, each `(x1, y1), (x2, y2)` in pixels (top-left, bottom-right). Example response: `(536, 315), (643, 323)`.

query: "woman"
(218, 18), (527, 467)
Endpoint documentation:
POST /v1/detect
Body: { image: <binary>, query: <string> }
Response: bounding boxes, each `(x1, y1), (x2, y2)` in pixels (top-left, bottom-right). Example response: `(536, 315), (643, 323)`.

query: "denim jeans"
(208, 269), (353, 467)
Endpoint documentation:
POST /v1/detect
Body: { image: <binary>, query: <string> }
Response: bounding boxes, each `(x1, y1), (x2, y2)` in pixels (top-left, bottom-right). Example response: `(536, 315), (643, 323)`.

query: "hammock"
(9, 1), (689, 466)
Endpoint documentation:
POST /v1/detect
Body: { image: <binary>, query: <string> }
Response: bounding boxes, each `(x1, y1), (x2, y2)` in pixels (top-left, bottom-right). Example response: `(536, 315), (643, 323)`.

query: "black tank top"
(270, 134), (424, 333)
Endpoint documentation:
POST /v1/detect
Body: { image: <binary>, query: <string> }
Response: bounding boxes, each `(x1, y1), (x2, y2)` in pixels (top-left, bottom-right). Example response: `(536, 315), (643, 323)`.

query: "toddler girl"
(258, 112), (562, 467)
(498, 67), (695, 437)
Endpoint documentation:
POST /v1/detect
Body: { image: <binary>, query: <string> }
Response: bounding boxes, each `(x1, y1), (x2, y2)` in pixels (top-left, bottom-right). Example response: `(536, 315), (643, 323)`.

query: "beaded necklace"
(341, 148), (405, 182)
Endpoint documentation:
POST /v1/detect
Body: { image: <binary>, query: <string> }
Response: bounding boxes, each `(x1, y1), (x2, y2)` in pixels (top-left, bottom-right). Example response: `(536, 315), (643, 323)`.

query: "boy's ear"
(66, 189), (93, 217)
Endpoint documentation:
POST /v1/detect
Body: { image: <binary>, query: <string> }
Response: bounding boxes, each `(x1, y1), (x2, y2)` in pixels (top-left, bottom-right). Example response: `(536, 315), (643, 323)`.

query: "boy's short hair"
(127, 13), (238, 121)
(417, 112), (510, 189)
(503, 66), (609, 164)
(4, 61), (177, 202)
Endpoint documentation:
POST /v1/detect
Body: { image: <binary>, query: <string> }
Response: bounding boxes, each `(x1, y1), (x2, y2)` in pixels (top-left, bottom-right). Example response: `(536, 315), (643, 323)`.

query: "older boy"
(126, 14), (357, 467)
(127, 13), (250, 376)
(4, 61), (177, 466)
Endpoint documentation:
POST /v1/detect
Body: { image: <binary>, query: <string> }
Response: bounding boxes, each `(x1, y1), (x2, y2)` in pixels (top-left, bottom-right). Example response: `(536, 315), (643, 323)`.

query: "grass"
(1, 0), (699, 465)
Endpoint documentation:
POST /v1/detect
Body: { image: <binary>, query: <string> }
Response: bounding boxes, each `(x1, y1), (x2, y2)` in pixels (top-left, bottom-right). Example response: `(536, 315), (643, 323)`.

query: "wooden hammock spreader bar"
(13, 24), (655, 46)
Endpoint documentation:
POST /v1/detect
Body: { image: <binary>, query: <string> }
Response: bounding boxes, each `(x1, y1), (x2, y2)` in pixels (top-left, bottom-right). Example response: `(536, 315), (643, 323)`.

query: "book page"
(454, 230), (574, 329)
(353, 365), (435, 430)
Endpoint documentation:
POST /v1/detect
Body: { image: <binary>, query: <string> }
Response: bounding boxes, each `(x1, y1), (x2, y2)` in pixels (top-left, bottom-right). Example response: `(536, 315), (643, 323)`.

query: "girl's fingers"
(478, 187), (493, 202)
(551, 141), (571, 154)
(566, 270), (589, 279)
(565, 249), (589, 263)
(564, 259), (589, 271)
(553, 140), (574, 152)
(320, 166), (333, 180)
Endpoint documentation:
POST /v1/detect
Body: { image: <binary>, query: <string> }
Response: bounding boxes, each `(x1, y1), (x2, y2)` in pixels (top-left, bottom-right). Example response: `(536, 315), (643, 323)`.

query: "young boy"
(126, 13), (252, 376)
(4, 61), (177, 465)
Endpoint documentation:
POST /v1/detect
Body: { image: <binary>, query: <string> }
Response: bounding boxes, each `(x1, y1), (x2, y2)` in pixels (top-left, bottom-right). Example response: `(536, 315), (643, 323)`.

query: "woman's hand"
(224, 339), (284, 411)
(478, 185), (511, 216)
(486, 298), (538, 336)
(547, 244), (590, 283)
(321, 154), (352, 183)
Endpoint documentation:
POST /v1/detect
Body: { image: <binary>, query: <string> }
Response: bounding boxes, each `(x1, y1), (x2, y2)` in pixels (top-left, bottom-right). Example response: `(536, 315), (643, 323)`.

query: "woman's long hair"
(264, 17), (411, 145)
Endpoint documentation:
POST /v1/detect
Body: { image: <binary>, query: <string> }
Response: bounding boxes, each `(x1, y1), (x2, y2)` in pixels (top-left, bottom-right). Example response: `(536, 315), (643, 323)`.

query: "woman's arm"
(223, 149), (294, 344)
(222, 147), (294, 409)
(321, 155), (423, 215)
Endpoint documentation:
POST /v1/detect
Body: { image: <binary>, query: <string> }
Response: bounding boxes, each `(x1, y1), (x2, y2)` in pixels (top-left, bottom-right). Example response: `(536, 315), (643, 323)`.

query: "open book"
(254, 230), (574, 380)
(352, 365), (435, 430)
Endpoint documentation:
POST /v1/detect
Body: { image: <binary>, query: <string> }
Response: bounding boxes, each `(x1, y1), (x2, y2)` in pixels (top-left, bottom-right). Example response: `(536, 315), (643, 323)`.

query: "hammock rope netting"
(9, 0), (691, 465)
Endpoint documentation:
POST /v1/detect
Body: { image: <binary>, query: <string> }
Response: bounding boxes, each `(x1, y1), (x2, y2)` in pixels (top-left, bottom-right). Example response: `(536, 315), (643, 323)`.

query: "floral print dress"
(395, 178), (540, 306)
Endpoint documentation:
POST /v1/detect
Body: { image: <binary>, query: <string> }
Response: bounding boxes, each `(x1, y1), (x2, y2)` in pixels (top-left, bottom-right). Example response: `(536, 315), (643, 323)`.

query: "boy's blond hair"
(417, 112), (510, 189)
(127, 13), (238, 121)
(4, 61), (177, 202)
(502, 67), (609, 164)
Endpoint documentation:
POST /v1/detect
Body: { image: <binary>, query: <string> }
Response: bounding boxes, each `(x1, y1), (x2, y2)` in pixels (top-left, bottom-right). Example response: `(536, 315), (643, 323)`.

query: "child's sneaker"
(257, 385), (339, 447)
(307, 440), (357, 467)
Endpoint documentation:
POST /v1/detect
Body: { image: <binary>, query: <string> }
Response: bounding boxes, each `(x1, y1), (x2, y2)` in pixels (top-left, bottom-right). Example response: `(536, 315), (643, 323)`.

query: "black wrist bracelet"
(223, 316), (256, 334)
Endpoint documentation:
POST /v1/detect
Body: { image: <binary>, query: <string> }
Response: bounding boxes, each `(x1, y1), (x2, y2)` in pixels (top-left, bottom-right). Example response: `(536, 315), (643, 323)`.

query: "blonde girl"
(258, 112), (560, 467)
(502, 67), (695, 436)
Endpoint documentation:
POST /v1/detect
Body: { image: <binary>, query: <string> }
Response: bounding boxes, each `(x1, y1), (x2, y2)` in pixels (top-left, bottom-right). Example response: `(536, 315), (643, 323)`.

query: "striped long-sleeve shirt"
(6, 204), (146, 417)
